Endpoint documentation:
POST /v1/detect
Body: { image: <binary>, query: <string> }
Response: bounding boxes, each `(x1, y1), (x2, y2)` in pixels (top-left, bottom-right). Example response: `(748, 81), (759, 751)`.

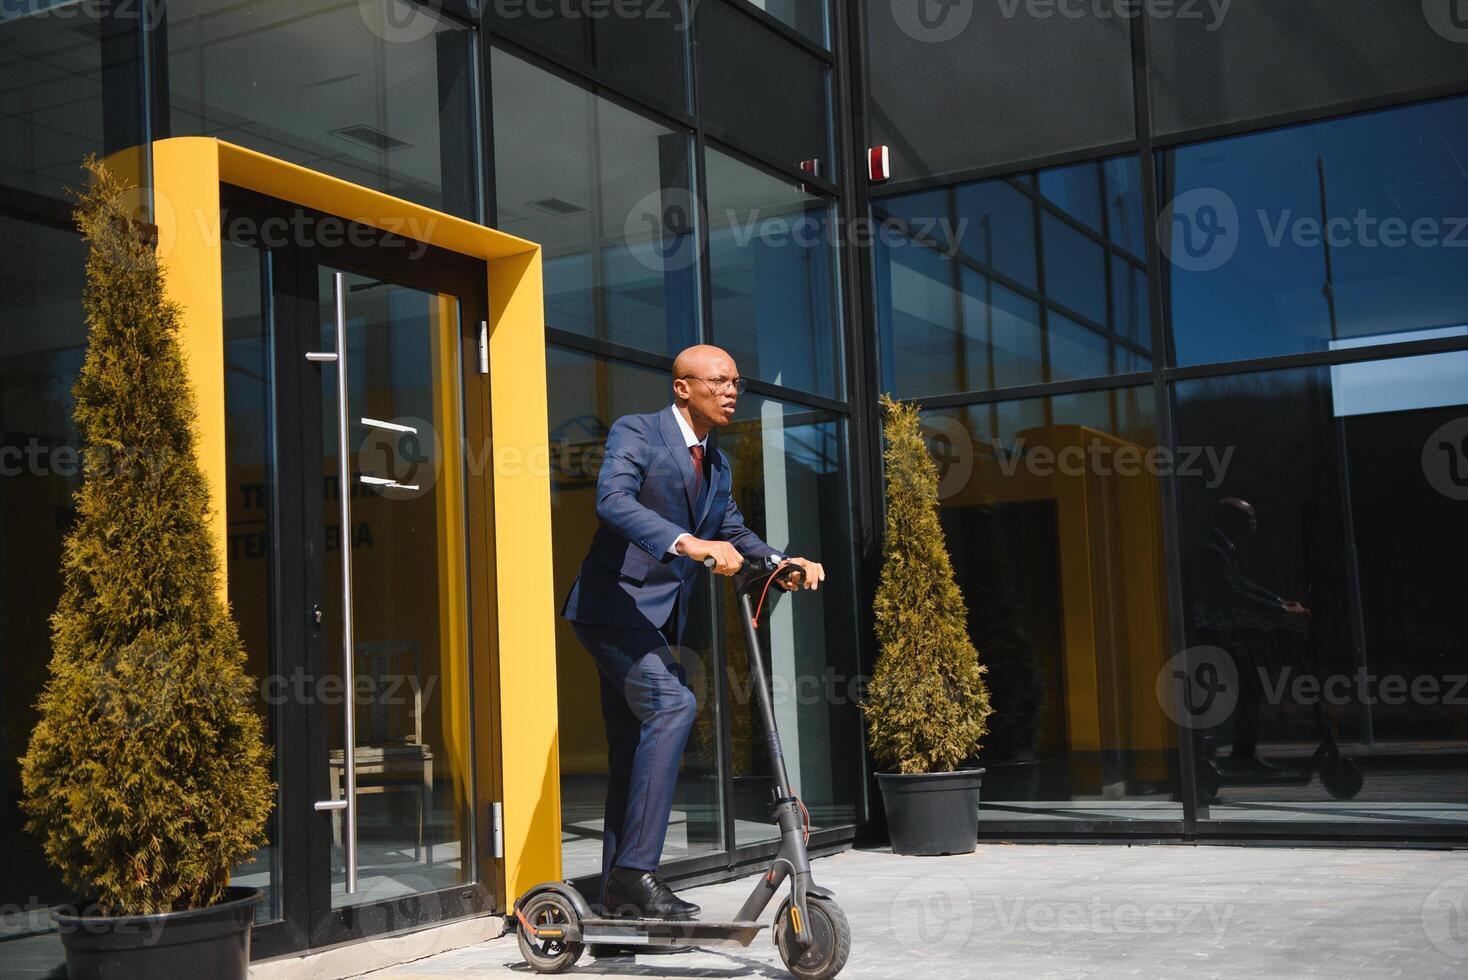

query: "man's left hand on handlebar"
(779, 556), (824, 592)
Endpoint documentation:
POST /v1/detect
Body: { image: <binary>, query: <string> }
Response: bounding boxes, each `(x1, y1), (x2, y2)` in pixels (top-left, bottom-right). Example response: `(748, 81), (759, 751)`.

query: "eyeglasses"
(680, 375), (747, 395)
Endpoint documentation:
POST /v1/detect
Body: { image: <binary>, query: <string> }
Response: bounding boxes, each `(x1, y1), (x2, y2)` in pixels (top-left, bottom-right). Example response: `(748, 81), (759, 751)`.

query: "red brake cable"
(751, 560), (795, 628)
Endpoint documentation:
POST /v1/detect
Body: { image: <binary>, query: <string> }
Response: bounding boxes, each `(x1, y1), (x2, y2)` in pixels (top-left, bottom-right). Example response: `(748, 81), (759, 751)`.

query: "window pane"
(1039, 161), (1103, 233)
(1161, 94), (1468, 367)
(1048, 312), (1110, 382)
(1, 3), (121, 198)
(221, 241), (282, 922)
(696, 1), (830, 171)
(546, 349), (726, 876)
(1173, 354), (1468, 825)
(168, 0), (478, 217)
(876, 158), (1147, 397)
(720, 392), (861, 843)
(0, 216), (87, 970)
(1041, 212), (1107, 327)
(493, 49), (699, 356)
(962, 269), (1043, 390)
(919, 388), (1180, 825)
(483, 1), (688, 111)
(955, 178), (1037, 290)
(745, 0), (827, 46)
(706, 148), (841, 398)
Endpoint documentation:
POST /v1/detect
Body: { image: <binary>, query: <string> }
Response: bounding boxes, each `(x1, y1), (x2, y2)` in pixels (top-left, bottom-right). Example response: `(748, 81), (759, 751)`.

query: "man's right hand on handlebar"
(677, 536), (744, 575)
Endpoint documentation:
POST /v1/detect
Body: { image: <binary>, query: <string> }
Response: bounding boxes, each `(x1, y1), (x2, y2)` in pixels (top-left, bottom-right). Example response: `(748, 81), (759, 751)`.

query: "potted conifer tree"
(20, 158), (274, 979)
(863, 396), (992, 855)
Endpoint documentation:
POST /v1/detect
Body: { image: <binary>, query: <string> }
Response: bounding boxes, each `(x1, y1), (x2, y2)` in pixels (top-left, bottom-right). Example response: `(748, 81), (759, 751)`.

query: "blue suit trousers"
(570, 618), (698, 897)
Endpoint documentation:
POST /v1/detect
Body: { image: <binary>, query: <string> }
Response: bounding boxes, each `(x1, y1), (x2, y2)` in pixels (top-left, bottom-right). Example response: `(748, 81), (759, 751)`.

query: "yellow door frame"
(148, 137), (561, 905)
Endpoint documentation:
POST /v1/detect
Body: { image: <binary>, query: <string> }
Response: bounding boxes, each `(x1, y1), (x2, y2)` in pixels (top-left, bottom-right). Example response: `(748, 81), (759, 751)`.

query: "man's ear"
(671, 378), (688, 402)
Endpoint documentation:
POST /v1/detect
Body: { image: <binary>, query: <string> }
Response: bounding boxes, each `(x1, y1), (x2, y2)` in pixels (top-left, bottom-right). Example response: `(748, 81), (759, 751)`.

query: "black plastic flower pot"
(877, 767), (985, 856)
(52, 887), (260, 980)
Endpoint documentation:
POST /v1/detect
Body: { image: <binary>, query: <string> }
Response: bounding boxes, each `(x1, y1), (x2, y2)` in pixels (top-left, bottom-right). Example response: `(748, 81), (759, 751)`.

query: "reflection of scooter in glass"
(514, 556), (850, 980)
(1196, 620), (1363, 803)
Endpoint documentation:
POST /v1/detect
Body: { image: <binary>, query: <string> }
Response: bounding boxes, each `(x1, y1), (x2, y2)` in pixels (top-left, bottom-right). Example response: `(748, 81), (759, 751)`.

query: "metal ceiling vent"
(330, 124), (412, 153)
(525, 196), (590, 218)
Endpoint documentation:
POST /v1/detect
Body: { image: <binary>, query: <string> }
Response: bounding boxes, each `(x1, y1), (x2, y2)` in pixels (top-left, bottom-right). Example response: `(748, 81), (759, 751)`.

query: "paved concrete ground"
(362, 843), (1468, 979)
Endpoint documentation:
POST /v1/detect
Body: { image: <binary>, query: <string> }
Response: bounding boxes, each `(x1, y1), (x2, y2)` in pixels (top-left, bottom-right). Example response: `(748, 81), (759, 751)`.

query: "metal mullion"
(1161, 332), (1468, 383)
(906, 371), (1155, 412)
(1126, 7), (1198, 839)
(719, 0), (834, 63)
(485, 30), (698, 131)
(867, 139), (1142, 201)
(832, 0), (879, 832)
(701, 125), (841, 198)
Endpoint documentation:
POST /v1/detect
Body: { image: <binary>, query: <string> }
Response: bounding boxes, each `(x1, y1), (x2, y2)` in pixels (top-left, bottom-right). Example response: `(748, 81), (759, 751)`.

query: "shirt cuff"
(668, 532), (692, 556)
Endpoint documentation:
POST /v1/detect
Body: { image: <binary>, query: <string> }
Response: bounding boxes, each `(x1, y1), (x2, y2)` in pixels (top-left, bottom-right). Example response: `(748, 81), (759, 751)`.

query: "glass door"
(221, 189), (494, 956)
(313, 266), (476, 913)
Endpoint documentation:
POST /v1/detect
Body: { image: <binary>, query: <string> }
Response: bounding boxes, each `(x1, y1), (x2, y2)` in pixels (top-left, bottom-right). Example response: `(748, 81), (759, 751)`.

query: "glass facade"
(874, 156), (1151, 399)
(3, 0), (1468, 969)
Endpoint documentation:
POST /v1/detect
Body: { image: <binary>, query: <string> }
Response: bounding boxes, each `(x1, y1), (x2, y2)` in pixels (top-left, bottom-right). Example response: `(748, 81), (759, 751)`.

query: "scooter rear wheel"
(516, 892), (584, 974)
(775, 896), (850, 980)
(1320, 757), (1364, 799)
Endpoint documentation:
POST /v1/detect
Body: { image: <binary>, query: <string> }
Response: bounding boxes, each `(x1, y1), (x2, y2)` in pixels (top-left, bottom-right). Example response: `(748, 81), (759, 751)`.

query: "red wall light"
(868, 145), (891, 183)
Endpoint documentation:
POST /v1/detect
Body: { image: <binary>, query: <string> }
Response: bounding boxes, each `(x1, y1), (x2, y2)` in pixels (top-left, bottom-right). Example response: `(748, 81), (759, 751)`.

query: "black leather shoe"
(602, 867), (700, 920)
(589, 943), (697, 957)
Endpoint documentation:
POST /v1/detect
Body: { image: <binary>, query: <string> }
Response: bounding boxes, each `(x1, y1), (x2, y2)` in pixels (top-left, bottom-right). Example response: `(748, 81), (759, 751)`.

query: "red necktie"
(689, 444), (705, 498)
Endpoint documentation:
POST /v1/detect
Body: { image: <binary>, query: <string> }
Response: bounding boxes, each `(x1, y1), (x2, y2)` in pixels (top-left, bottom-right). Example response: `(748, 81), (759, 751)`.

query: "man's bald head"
(671, 344), (740, 435)
(672, 344), (736, 381)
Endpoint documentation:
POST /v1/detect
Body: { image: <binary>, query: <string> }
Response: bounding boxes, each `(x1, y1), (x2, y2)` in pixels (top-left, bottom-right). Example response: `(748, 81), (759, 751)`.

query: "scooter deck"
(578, 917), (766, 948)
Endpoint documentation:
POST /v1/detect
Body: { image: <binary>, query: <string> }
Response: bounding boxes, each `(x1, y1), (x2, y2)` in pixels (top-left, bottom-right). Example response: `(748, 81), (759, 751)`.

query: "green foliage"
(20, 158), (274, 915)
(864, 396), (991, 774)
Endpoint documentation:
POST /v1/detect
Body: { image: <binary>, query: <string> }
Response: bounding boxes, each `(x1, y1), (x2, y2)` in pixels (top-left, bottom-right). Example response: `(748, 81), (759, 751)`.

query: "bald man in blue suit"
(562, 345), (824, 930)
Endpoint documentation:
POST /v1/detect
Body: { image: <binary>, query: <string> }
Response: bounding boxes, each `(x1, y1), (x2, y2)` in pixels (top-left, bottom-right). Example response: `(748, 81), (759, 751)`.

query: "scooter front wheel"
(775, 896), (851, 980)
(516, 892), (584, 974)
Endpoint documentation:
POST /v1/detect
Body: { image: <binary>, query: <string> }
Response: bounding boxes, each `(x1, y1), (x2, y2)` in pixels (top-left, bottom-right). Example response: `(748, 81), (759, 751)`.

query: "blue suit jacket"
(561, 408), (779, 640)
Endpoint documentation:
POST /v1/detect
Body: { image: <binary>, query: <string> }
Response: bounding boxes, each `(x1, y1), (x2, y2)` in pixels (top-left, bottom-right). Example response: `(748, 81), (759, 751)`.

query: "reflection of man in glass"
(1190, 498), (1310, 772)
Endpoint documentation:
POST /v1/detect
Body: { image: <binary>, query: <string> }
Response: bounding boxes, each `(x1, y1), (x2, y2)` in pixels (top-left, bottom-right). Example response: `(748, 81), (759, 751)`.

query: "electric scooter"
(513, 555), (851, 980)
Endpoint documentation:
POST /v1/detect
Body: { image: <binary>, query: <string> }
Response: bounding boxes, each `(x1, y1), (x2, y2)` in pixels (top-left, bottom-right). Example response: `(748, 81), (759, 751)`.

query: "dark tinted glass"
(1, 3), (121, 199)
(484, 0), (689, 111)
(1161, 94), (1468, 367)
(919, 387), (1180, 824)
(493, 49), (699, 356)
(168, 0), (478, 217)
(721, 391), (862, 842)
(1149, 0), (1468, 138)
(875, 155), (1151, 397)
(1172, 353), (1468, 823)
(863, 0), (1133, 183)
(705, 148), (841, 398)
(747, 0), (827, 45)
(1, 216), (87, 969)
(696, 0), (829, 171)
